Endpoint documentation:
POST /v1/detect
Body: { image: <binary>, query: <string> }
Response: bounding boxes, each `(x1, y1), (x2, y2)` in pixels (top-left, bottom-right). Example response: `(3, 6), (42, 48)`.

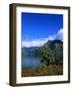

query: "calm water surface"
(22, 56), (42, 68)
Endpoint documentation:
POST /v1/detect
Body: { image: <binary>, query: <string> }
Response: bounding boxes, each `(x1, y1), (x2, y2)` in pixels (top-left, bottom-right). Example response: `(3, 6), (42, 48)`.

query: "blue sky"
(21, 12), (63, 47)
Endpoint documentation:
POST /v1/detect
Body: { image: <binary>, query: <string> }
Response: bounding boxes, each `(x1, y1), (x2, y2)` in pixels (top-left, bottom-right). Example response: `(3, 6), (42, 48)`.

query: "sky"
(21, 12), (63, 47)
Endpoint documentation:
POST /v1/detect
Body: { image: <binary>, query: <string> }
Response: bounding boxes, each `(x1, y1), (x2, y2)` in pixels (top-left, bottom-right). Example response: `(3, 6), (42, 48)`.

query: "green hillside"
(33, 40), (63, 66)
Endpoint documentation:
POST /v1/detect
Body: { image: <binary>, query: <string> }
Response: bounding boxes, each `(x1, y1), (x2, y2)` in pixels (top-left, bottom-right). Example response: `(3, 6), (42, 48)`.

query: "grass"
(22, 64), (63, 77)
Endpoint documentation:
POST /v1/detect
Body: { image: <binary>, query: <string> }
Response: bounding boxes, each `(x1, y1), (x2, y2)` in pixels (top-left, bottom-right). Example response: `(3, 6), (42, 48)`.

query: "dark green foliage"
(39, 45), (55, 66)
(48, 40), (63, 65)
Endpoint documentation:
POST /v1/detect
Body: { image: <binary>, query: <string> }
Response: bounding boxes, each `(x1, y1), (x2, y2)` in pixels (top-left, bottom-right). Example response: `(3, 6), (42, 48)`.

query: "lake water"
(22, 56), (42, 68)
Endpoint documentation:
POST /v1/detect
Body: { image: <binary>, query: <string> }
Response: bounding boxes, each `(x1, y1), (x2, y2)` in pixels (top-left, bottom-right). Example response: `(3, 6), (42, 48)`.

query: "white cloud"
(48, 35), (56, 40)
(22, 28), (63, 47)
(22, 38), (48, 48)
(47, 28), (63, 41)
(55, 29), (63, 41)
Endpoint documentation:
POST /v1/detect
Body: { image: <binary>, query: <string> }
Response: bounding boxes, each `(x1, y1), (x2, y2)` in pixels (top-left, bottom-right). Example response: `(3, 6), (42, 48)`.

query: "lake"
(22, 56), (42, 68)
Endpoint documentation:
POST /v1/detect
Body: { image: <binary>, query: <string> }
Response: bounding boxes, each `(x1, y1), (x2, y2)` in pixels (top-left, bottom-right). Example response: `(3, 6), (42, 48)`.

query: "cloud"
(22, 38), (48, 48)
(55, 29), (63, 41)
(47, 28), (63, 41)
(48, 35), (56, 40)
(22, 28), (63, 47)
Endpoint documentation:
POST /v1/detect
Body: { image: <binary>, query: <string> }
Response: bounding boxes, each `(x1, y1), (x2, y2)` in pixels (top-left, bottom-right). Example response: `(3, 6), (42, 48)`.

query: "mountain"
(22, 40), (63, 65)
(22, 47), (39, 56)
(44, 40), (63, 55)
(22, 47), (39, 52)
(43, 40), (63, 64)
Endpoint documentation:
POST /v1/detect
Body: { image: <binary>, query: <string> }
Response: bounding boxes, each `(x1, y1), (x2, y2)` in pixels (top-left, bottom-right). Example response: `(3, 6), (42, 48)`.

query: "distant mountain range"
(22, 40), (63, 65)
